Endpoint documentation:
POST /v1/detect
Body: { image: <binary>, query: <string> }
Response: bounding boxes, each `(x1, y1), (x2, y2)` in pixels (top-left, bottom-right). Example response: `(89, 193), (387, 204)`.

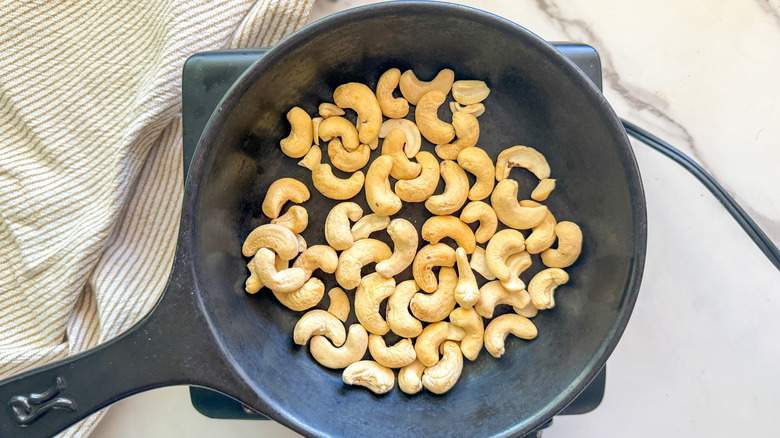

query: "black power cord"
(620, 119), (780, 272)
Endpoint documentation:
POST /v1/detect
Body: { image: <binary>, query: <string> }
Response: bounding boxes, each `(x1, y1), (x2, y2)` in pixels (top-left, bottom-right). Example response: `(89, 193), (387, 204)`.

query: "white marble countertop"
(93, 1), (780, 437)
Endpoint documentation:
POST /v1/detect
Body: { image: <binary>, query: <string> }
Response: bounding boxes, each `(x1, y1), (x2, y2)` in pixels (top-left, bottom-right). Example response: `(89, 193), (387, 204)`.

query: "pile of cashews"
(242, 68), (583, 395)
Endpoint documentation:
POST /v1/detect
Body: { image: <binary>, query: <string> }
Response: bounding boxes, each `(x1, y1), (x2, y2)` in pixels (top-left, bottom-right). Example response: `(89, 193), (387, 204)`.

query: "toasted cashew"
(520, 200), (557, 254)
(381, 129), (421, 180)
(298, 144), (321, 170)
(452, 80), (491, 105)
(415, 90), (455, 144)
(414, 321), (465, 367)
(398, 359), (426, 394)
(351, 214), (390, 241)
(342, 360), (395, 394)
(435, 112), (480, 160)
(495, 145), (551, 181)
(354, 272), (396, 335)
(541, 221), (583, 268)
(375, 218), (418, 278)
(425, 160), (469, 215)
(379, 118), (421, 158)
(312, 117), (323, 146)
(319, 102), (345, 118)
(273, 277), (325, 311)
(491, 179), (549, 229)
(394, 151), (440, 203)
(469, 246), (496, 280)
(253, 248), (307, 293)
(528, 268), (569, 310)
(262, 178), (310, 220)
(410, 267), (458, 323)
(514, 300), (539, 319)
(422, 341), (463, 394)
(242, 224), (299, 259)
(501, 251), (532, 293)
(449, 307), (484, 361)
(293, 309), (346, 346)
(279, 107), (313, 159)
(399, 68), (455, 105)
(386, 280), (423, 338)
(454, 247), (480, 308)
(484, 314), (537, 358)
(310, 324), (367, 369)
(421, 215), (476, 254)
(328, 139), (371, 172)
(245, 254), (286, 294)
(318, 116), (360, 151)
(449, 102), (485, 117)
(270, 205), (309, 234)
(333, 83), (382, 144)
(327, 287), (351, 322)
(474, 281), (531, 319)
(485, 229), (526, 291)
(456, 147), (494, 201)
(412, 243), (457, 293)
(365, 155), (403, 216)
(293, 245), (339, 279)
(376, 68), (409, 119)
(459, 201), (498, 244)
(368, 335), (416, 368)
(336, 239), (392, 290)
(531, 178), (556, 202)
(311, 164), (364, 200)
(325, 202), (363, 251)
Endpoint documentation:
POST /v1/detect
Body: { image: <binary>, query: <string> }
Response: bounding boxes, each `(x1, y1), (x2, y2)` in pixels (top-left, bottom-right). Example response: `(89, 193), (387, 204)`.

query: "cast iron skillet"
(0, 2), (646, 437)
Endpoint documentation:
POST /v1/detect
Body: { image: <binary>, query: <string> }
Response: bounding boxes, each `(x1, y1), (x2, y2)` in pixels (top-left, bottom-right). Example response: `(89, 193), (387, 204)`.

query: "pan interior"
(187, 4), (644, 437)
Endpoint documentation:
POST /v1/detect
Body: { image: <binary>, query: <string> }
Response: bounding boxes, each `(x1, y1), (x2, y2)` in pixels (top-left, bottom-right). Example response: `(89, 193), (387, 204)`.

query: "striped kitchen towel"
(0, 0), (314, 436)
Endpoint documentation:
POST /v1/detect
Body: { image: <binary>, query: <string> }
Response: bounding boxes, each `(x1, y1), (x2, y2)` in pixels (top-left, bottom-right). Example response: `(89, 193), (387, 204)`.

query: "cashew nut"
(502, 251), (532, 293)
(273, 277), (325, 311)
(279, 107), (313, 159)
(261, 178), (310, 220)
(514, 300), (539, 319)
(379, 118), (421, 158)
(293, 309), (346, 346)
(469, 246), (496, 280)
(414, 321), (465, 367)
(325, 202), (363, 251)
(253, 248), (307, 293)
(365, 155), (403, 216)
(425, 160), (469, 216)
(298, 144), (321, 170)
(242, 223), (299, 259)
(412, 243), (457, 293)
(484, 314), (537, 358)
(376, 68), (409, 119)
(335, 239), (392, 290)
(449, 101), (485, 117)
(415, 90), (455, 144)
(495, 145), (551, 181)
(422, 341), (463, 394)
(456, 147), (494, 201)
(333, 82), (382, 144)
(449, 307), (484, 361)
(328, 139), (371, 172)
(398, 359), (425, 394)
(292, 245), (339, 278)
(368, 335), (416, 368)
(319, 102), (345, 118)
(381, 129), (421, 180)
(540, 221), (583, 268)
(520, 200), (557, 254)
(485, 229), (526, 292)
(528, 268), (569, 310)
(327, 287), (350, 322)
(421, 215), (476, 254)
(295, 233), (307, 253)
(452, 80), (491, 105)
(270, 205), (309, 234)
(474, 281), (531, 319)
(245, 254), (286, 294)
(311, 164), (365, 200)
(459, 201), (498, 244)
(399, 69), (455, 105)
(454, 247), (480, 308)
(375, 218), (418, 278)
(354, 272), (396, 335)
(410, 266), (458, 323)
(318, 116), (360, 151)
(310, 324), (367, 369)
(342, 360), (395, 394)
(394, 151), (440, 203)
(350, 214), (390, 241)
(531, 178), (556, 202)
(386, 280), (423, 338)
(435, 112), (480, 160)
(491, 179), (549, 229)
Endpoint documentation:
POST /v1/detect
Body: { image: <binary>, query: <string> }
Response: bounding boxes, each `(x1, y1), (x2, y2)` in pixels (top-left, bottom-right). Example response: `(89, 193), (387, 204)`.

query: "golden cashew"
(410, 267), (458, 323)
(531, 178), (556, 202)
(311, 164), (364, 200)
(335, 239), (392, 290)
(242, 223), (299, 259)
(540, 221), (583, 268)
(318, 102), (345, 118)
(414, 321), (465, 367)
(350, 214), (390, 241)
(245, 254), (286, 294)
(375, 68), (409, 119)
(459, 201), (498, 244)
(435, 111), (480, 160)
(514, 300), (539, 319)
(327, 287), (350, 322)
(354, 272), (396, 335)
(386, 280), (423, 338)
(469, 246), (496, 280)
(454, 247), (480, 308)
(456, 147), (494, 201)
(424, 160), (469, 215)
(452, 80), (491, 105)
(310, 324), (367, 369)
(312, 117), (323, 146)
(474, 280), (531, 319)
(394, 151), (440, 203)
(449, 307), (484, 361)
(398, 359), (425, 394)
(520, 200), (557, 254)
(501, 251), (531, 293)
(449, 101), (485, 117)
(421, 215), (476, 254)
(273, 277), (325, 311)
(415, 90), (455, 144)
(485, 229), (526, 286)
(295, 233), (307, 253)
(528, 268), (569, 310)
(327, 139), (371, 172)
(293, 309), (346, 346)
(298, 144), (321, 170)
(375, 218), (418, 278)
(292, 245), (339, 278)
(270, 205), (309, 234)
(333, 82), (382, 144)
(381, 129), (421, 180)
(484, 314), (538, 358)
(318, 116), (360, 151)
(368, 335), (416, 368)
(253, 248), (307, 293)
(261, 178), (310, 220)
(379, 118), (421, 158)
(495, 145), (551, 181)
(365, 155), (403, 216)
(491, 179), (549, 229)
(412, 243), (457, 293)
(399, 68), (455, 105)
(325, 202), (363, 251)
(342, 360), (395, 394)
(421, 341), (463, 394)
(279, 107), (313, 159)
